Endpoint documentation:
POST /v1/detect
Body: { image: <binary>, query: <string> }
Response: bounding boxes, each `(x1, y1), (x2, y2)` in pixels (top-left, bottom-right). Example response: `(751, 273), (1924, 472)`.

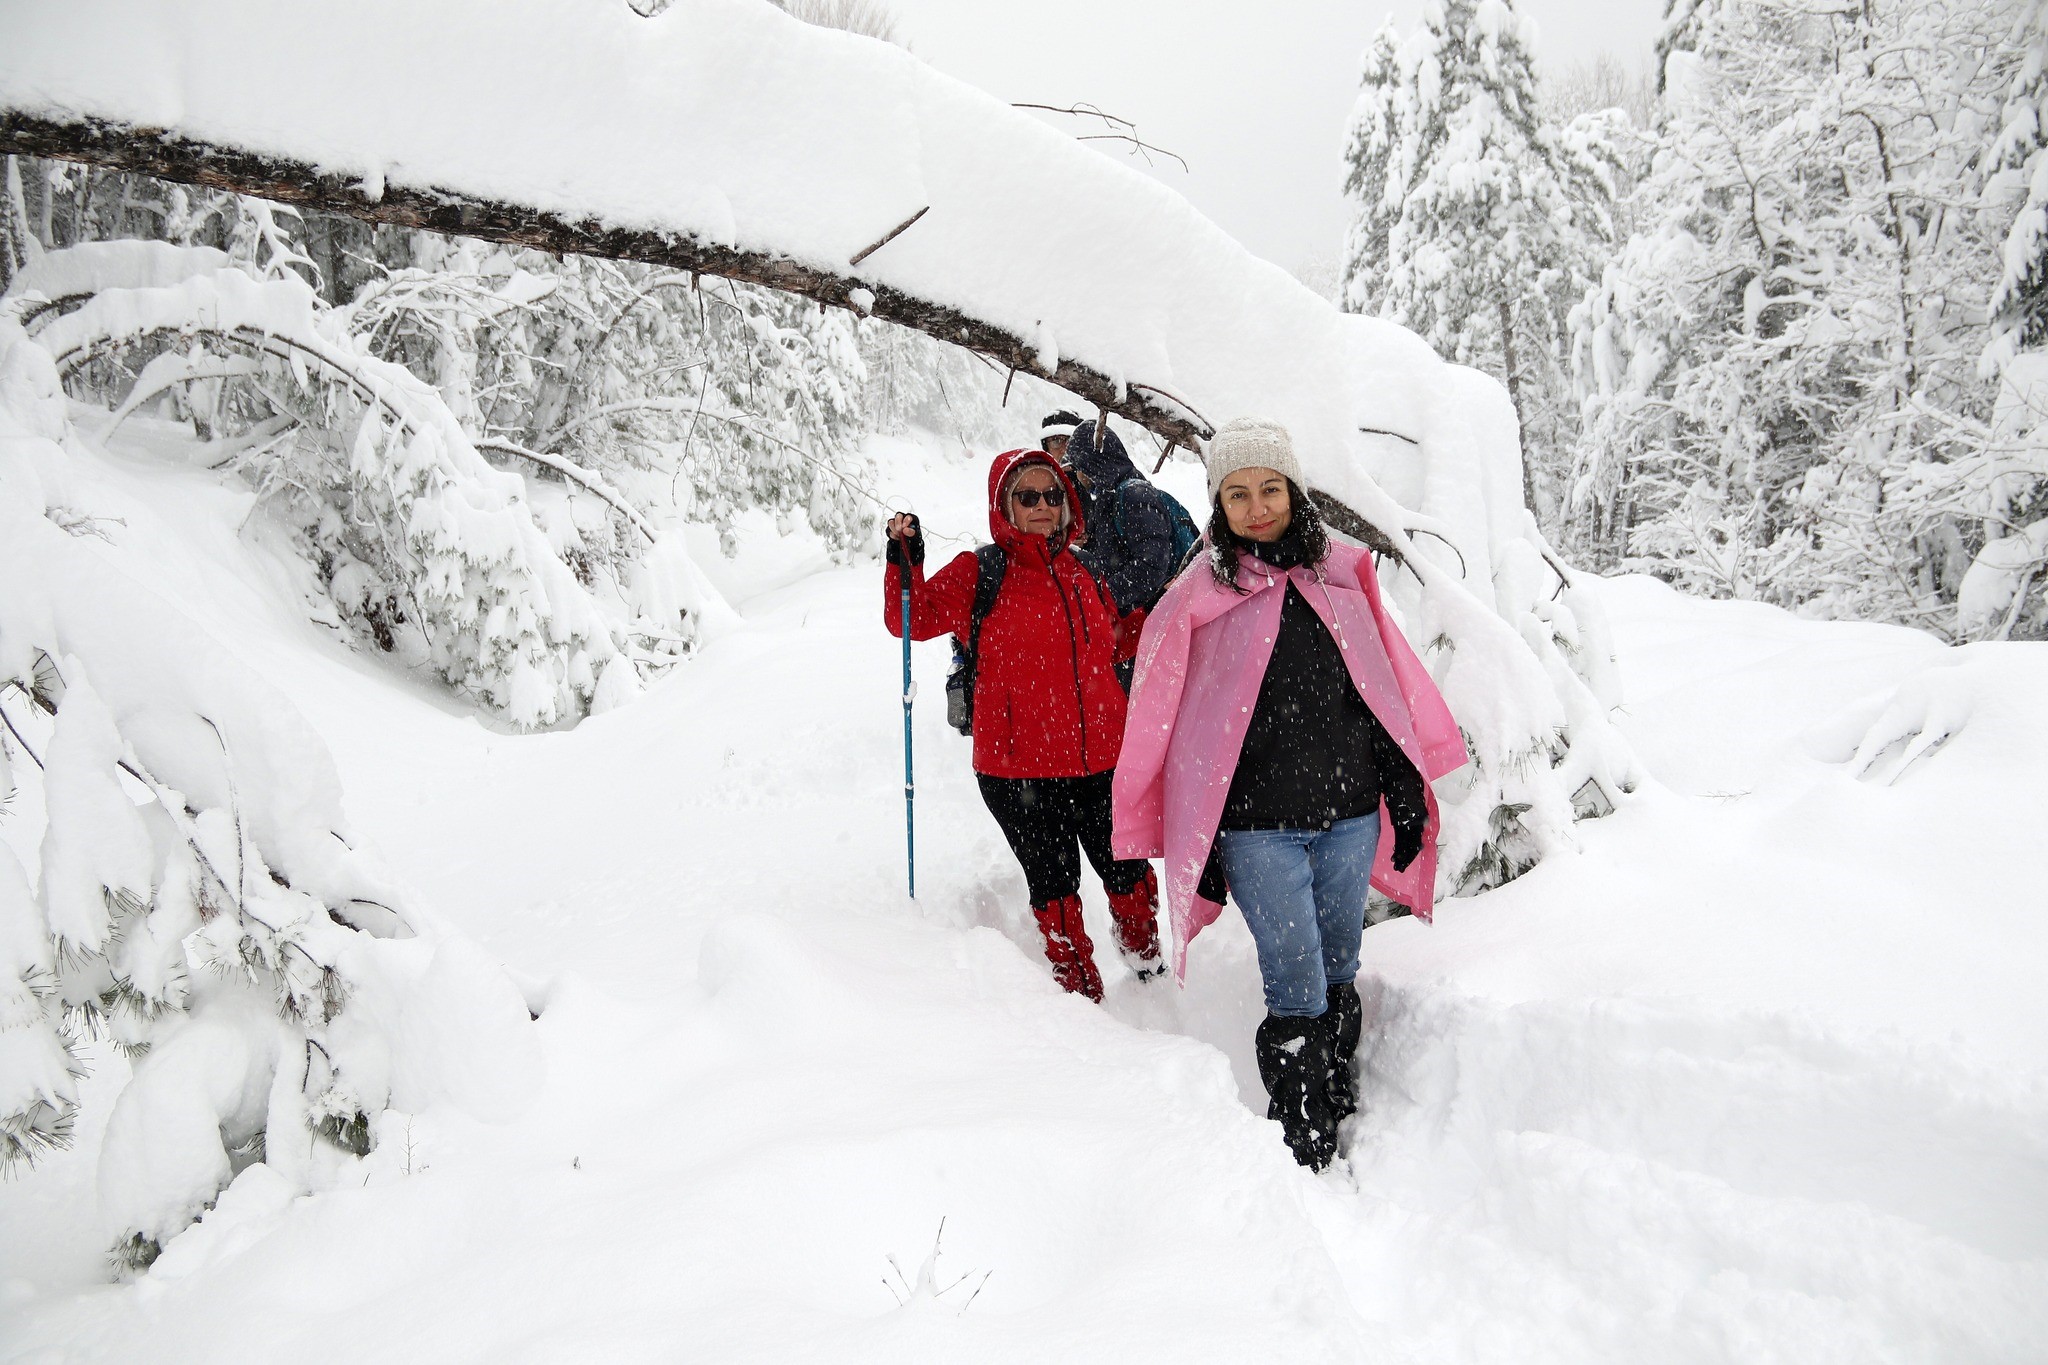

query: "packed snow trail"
(4, 430), (2047, 1363)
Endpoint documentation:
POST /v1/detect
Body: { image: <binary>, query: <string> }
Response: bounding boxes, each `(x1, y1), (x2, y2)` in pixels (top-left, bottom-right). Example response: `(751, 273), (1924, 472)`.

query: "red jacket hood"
(986, 449), (1086, 557)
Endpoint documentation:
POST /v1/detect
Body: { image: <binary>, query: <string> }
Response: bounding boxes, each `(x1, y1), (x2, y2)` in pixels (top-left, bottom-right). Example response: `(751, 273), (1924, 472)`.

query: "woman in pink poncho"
(1112, 418), (1466, 1170)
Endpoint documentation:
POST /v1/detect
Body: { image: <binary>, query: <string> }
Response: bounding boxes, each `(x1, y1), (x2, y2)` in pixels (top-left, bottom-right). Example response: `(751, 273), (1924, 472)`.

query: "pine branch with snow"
(0, 337), (542, 1269)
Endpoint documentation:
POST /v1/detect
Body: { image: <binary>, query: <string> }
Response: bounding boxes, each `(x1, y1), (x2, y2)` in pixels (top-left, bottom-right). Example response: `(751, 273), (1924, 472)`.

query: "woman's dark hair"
(1207, 477), (1328, 594)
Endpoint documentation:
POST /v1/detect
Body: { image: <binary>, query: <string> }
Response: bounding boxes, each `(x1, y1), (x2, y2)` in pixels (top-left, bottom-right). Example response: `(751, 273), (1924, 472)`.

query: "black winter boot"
(1325, 981), (1363, 1122)
(1253, 1013), (1339, 1171)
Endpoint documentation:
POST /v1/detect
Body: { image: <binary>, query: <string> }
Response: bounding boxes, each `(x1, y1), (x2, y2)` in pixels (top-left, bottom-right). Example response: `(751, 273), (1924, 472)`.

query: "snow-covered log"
(0, 0), (1638, 887)
(0, 111), (1213, 453)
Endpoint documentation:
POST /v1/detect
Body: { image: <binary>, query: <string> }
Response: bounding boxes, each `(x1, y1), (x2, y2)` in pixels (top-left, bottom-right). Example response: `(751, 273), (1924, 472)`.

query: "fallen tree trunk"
(1, 112), (1210, 446)
(2, 111), (1408, 559)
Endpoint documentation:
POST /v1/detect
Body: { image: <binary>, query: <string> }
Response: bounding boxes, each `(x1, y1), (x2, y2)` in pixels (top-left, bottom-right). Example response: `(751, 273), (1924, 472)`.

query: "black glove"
(1373, 719), (1429, 872)
(885, 516), (924, 569)
(1197, 843), (1228, 904)
(1390, 805), (1426, 873)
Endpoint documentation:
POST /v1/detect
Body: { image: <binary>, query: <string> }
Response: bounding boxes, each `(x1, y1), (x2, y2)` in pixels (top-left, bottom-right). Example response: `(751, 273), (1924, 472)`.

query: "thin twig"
(198, 716), (247, 910)
(1358, 425), (1421, 446)
(1405, 526), (1469, 579)
(1014, 102), (1190, 172)
(850, 206), (930, 268)
(0, 695), (46, 770)
(672, 358), (714, 506)
(1073, 133), (1190, 172)
(1129, 382), (1213, 441)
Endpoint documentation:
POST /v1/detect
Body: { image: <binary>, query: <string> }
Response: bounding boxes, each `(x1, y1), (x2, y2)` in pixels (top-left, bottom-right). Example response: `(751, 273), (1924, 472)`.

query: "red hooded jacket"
(885, 450), (1142, 779)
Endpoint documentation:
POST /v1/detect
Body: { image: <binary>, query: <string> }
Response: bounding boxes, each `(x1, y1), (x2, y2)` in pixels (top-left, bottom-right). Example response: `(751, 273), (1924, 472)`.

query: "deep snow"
(3, 423), (2046, 1363)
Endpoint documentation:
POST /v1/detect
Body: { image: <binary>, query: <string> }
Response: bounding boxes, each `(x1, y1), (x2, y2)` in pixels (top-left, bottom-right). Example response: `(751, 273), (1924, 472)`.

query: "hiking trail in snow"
(3, 430), (2044, 1364)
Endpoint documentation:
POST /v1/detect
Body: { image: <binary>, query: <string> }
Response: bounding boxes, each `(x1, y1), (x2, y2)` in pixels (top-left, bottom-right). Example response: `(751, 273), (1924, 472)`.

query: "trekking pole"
(900, 543), (916, 899)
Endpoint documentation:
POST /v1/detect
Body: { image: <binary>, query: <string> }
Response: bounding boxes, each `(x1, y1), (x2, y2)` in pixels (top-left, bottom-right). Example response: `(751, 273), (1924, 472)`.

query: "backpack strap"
(962, 542), (1007, 680)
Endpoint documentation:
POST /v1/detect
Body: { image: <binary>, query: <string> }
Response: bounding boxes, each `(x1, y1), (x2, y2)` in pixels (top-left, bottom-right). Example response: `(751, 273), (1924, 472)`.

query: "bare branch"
(474, 439), (660, 545)
(1013, 102), (1190, 173)
(849, 205), (929, 267)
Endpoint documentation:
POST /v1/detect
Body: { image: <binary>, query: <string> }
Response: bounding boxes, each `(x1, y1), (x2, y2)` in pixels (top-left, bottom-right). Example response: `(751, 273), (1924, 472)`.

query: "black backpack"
(943, 544), (1118, 735)
(1104, 477), (1203, 606)
(944, 545), (1008, 735)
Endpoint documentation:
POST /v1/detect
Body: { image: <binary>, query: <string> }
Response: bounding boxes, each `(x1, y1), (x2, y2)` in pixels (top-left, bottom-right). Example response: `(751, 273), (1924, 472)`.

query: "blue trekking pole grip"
(900, 534), (916, 900)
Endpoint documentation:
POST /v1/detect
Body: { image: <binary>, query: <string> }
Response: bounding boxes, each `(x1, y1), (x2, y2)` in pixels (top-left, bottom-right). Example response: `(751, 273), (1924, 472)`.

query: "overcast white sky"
(885, 0), (1665, 285)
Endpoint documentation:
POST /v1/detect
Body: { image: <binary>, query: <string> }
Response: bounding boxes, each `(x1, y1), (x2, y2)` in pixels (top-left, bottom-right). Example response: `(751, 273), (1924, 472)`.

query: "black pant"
(977, 771), (1149, 906)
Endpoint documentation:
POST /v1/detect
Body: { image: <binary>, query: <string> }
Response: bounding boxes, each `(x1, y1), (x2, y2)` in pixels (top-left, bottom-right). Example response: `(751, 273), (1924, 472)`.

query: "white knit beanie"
(1205, 417), (1303, 501)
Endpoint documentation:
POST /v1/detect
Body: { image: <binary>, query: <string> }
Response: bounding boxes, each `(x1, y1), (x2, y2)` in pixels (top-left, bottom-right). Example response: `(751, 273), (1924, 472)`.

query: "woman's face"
(1006, 463), (1067, 539)
(1218, 467), (1291, 543)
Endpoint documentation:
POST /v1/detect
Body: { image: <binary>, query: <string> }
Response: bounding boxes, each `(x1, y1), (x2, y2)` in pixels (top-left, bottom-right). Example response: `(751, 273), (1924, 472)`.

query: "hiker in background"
(884, 448), (1162, 1001)
(1111, 418), (1466, 1171)
(1063, 418), (1201, 619)
(1039, 410), (1082, 463)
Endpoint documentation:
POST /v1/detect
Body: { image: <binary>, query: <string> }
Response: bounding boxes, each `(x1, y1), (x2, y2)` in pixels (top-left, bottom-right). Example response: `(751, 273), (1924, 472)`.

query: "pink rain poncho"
(1111, 540), (1467, 980)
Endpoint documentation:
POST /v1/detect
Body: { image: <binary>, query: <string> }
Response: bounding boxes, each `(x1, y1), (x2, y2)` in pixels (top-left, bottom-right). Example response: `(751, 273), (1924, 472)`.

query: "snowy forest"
(1341, 0), (2048, 640)
(2, 0), (2045, 1360)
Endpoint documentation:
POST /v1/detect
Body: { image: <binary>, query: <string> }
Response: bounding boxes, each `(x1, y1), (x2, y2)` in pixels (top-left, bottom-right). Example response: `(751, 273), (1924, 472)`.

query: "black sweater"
(1220, 580), (1388, 829)
(1215, 529), (1427, 835)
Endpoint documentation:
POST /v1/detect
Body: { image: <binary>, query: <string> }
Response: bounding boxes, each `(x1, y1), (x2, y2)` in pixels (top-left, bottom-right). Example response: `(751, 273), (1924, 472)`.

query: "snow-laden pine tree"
(1986, 0), (2048, 376)
(0, 324), (543, 1269)
(1338, 21), (1404, 318)
(1965, 1), (2048, 636)
(1568, 0), (2033, 634)
(1, 158), (35, 293)
(1342, 0), (1621, 518)
(1652, 0), (1713, 95)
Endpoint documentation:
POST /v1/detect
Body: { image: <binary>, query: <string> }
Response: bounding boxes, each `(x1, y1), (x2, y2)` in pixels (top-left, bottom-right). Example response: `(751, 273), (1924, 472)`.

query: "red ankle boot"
(1032, 895), (1104, 1002)
(1105, 867), (1165, 980)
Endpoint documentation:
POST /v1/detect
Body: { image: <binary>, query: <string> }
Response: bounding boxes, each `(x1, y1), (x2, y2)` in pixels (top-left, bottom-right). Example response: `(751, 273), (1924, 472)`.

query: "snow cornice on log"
(0, 111), (1213, 451)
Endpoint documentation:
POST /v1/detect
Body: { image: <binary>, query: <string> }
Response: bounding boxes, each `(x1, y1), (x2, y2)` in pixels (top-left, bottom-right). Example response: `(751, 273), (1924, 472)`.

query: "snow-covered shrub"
(440, 248), (875, 560)
(7, 159), (887, 675)
(0, 329), (540, 1269)
(1348, 338), (1637, 893)
(7, 246), (630, 727)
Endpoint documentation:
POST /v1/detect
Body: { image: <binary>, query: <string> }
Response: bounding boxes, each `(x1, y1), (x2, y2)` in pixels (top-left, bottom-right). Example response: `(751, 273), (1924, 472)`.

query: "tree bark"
(1497, 298), (1538, 518)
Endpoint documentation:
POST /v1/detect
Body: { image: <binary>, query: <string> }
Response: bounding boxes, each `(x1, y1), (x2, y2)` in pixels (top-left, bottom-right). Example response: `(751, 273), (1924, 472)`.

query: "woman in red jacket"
(885, 449), (1160, 1001)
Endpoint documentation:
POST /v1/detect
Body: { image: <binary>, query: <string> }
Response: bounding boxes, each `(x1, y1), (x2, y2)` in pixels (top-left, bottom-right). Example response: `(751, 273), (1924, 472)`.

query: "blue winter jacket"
(1067, 420), (1177, 612)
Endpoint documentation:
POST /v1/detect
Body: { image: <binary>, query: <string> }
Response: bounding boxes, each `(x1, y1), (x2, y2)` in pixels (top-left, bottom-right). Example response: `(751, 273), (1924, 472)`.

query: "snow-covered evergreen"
(1986, 0), (2048, 376)
(9, 243), (632, 727)
(1340, 0), (1623, 517)
(1338, 22), (1403, 320)
(0, 327), (541, 1269)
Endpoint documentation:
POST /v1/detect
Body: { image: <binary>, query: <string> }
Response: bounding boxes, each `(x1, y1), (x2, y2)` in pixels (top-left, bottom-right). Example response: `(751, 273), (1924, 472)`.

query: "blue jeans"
(1216, 814), (1381, 1017)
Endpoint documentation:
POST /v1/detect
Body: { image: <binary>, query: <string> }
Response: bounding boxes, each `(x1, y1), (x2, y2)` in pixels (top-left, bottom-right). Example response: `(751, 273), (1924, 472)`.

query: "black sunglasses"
(1009, 486), (1066, 508)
